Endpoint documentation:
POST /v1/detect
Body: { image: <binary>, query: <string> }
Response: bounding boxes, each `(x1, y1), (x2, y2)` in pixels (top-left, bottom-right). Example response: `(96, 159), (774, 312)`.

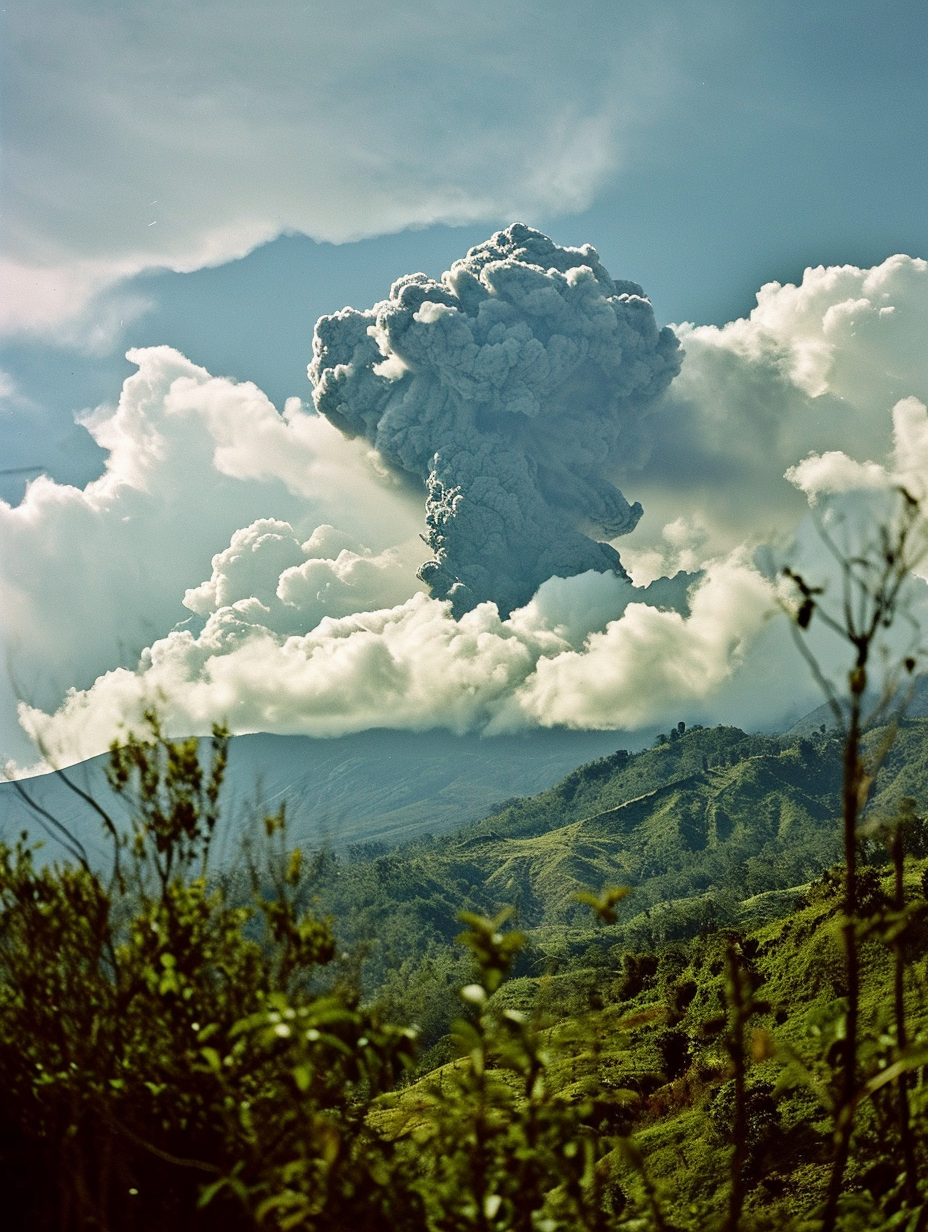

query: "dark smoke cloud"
(309, 224), (681, 616)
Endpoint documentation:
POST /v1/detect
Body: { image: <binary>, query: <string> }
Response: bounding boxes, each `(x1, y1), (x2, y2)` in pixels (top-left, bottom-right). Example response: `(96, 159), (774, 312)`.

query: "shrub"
(0, 716), (414, 1231)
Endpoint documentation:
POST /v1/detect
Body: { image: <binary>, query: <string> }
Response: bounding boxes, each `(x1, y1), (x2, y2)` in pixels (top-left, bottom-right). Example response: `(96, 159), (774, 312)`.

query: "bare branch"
(6, 777), (91, 871)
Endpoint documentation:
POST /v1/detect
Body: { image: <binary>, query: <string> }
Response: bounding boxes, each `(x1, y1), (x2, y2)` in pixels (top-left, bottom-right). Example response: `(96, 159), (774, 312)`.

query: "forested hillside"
(3, 715), (928, 1229)
(298, 720), (927, 1001)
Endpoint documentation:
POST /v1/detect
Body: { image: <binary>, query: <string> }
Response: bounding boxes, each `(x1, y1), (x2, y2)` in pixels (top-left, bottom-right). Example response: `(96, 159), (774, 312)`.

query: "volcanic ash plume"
(309, 224), (681, 616)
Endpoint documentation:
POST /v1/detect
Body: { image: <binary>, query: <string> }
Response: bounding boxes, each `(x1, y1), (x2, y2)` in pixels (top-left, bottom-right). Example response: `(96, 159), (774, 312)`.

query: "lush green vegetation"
(3, 709), (928, 1230)
(296, 720), (928, 1043)
(0, 720), (415, 1230)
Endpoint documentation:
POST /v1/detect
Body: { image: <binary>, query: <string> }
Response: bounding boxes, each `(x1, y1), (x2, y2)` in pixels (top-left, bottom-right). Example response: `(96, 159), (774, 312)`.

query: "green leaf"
(574, 885), (630, 924)
(292, 1064), (312, 1092)
(200, 1047), (222, 1072)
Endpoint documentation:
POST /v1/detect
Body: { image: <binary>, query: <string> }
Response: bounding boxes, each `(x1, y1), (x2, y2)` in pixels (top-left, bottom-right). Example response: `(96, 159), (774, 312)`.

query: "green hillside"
(341, 721), (928, 1226)
(289, 718), (928, 1082)
(308, 724), (845, 976)
(373, 855), (928, 1228)
(5, 714), (928, 1229)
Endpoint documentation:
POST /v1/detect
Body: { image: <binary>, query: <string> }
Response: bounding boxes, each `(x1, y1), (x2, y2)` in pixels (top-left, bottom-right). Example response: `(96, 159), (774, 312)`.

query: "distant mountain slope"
(313, 719), (928, 981)
(867, 717), (928, 816)
(0, 726), (639, 864)
(785, 673), (928, 735)
(466, 727), (795, 843)
(7, 712), (927, 936)
(331, 727), (841, 936)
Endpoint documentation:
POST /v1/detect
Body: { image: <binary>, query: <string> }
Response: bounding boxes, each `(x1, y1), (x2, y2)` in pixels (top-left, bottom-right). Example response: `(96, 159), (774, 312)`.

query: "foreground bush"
(0, 717), (414, 1231)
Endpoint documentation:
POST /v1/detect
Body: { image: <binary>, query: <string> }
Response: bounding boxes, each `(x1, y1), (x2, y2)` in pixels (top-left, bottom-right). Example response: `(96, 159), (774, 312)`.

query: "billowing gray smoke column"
(309, 224), (681, 617)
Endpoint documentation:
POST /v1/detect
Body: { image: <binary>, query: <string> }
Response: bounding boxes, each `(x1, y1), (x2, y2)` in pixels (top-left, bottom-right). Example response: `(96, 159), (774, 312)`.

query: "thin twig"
(7, 778), (91, 871)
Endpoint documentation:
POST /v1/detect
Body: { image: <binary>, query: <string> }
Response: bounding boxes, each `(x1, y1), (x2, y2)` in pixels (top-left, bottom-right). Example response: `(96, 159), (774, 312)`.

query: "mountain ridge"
(0, 725), (645, 863)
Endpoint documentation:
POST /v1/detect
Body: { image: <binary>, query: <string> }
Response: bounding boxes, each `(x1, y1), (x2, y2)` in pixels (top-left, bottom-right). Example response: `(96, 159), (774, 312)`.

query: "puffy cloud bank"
(20, 563), (765, 768)
(311, 225), (681, 615)
(786, 396), (928, 507)
(0, 346), (421, 761)
(625, 254), (928, 579)
(4, 242), (928, 770)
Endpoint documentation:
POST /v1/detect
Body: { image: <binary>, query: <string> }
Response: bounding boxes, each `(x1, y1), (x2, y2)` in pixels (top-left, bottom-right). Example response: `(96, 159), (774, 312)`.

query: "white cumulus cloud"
(512, 556), (773, 730)
(785, 396), (928, 504)
(19, 562), (776, 769)
(183, 518), (425, 633)
(622, 254), (928, 578)
(0, 346), (421, 760)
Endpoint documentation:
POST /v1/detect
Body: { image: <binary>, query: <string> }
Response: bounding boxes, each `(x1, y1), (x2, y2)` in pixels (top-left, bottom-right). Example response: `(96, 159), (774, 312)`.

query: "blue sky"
(0, 0), (926, 767)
